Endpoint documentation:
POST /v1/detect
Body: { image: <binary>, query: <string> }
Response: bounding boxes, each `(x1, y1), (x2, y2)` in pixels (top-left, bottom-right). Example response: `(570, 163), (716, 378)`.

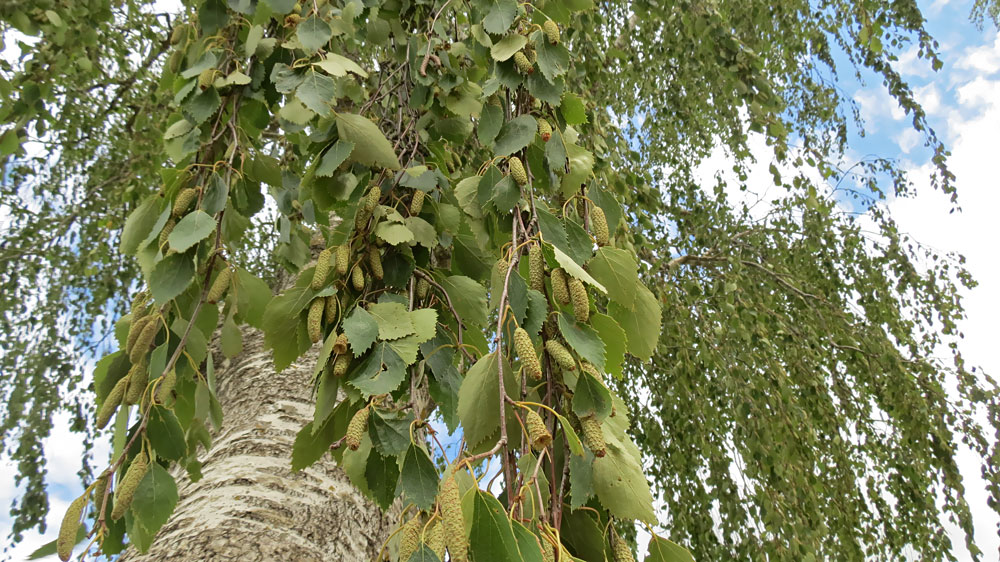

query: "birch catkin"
(57, 494), (87, 561)
(111, 452), (149, 520)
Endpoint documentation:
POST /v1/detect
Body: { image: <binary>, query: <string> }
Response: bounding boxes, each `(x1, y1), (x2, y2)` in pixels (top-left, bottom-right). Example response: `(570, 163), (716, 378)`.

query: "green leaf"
(482, 0), (517, 34)
(349, 341), (407, 396)
(406, 545), (443, 562)
(316, 140), (355, 177)
(367, 302), (416, 340)
(404, 217), (438, 248)
(131, 463), (178, 535)
(369, 409), (414, 456)
(458, 352), (508, 448)
(150, 252), (195, 304)
(592, 436), (656, 523)
(291, 415), (339, 471)
(296, 69), (337, 115)
(569, 452), (594, 509)
(469, 490), (522, 561)
(297, 16), (333, 52)
(535, 35), (570, 81)
(401, 444), (439, 511)
(146, 406), (187, 461)
(608, 283), (661, 361)
(440, 275), (488, 326)
(364, 451), (400, 510)
(26, 523), (86, 559)
(314, 53), (368, 78)
(494, 114), (537, 157)
(336, 113), (402, 170)
(590, 314), (626, 378)
(491, 34), (527, 61)
(558, 313), (606, 370)
(478, 103), (504, 146)
(646, 535), (695, 562)
(511, 520), (546, 562)
(572, 370), (612, 420)
(184, 87), (221, 125)
(168, 210), (217, 252)
(375, 221), (415, 245)
(234, 268), (271, 328)
(587, 248), (638, 308)
(121, 197), (161, 255)
(550, 244), (606, 294)
(343, 306), (379, 354)
(560, 92), (587, 125)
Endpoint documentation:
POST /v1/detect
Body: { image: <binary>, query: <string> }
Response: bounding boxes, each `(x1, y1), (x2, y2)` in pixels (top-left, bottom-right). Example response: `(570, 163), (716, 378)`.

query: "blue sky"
(3, 0), (1000, 560)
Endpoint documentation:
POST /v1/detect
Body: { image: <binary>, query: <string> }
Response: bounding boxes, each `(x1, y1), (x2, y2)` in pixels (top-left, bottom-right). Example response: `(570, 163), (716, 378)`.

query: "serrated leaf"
(369, 410), (414, 456)
(535, 35), (570, 81)
(336, 113), (402, 170)
(608, 282), (661, 361)
(646, 535), (696, 562)
(458, 352), (509, 448)
(168, 210), (216, 252)
(590, 314), (626, 378)
(297, 16), (333, 52)
(184, 87), (221, 125)
(406, 545), (442, 562)
(364, 451), (400, 510)
(131, 463), (178, 535)
(557, 312), (606, 370)
(440, 275), (488, 326)
(569, 452), (594, 509)
(588, 248), (638, 308)
(316, 140), (355, 177)
(482, 0), (517, 33)
(511, 520), (546, 562)
(296, 69), (337, 115)
(560, 92), (587, 125)
(314, 53), (368, 77)
(572, 370), (612, 420)
(375, 221), (415, 245)
(494, 114), (537, 156)
(367, 302), (415, 340)
(592, 438), (656, 523)
(550, 244), (606, 293)
(146, 406), (186, 461)
(150, 252), (195, 304)
(349, 341), (407, 395)
(404, 217), (438, 248)
(121, 197), (161, 255)
(491, 34), (527, 61)
(478, 103), (504, 146)
(342, 306), (379, 354)
(401, 444), (439, 511)
(470, 490), (522, 560)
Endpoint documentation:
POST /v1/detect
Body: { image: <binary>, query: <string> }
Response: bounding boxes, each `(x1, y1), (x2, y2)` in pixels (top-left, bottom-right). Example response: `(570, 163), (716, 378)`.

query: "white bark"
(121, 327), (389, 561)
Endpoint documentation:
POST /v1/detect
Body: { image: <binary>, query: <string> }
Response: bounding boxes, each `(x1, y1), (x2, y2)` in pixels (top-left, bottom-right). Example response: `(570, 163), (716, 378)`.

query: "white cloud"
(896, 128), (922, 153)
(854, 88), (907, 132)
(955, 33), (1000, 75)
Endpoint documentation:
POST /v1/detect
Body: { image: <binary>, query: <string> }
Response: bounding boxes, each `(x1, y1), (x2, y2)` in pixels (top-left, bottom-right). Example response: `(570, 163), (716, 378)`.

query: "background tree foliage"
(1, 0), (998, 561)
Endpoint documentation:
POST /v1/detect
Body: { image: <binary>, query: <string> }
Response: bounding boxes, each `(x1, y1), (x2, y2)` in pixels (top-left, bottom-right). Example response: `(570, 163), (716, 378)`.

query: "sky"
(3, 0), (1000, 560)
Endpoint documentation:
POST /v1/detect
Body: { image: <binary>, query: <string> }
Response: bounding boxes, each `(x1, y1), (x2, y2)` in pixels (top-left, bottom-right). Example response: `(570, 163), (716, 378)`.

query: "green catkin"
(197, 68), (215, 90)
(172, 187), (197, 217)
(345, 406), (370, 451)
(513, 51), (533, 74)
(112, 452), (149, 520)
(514, 327), (542, 380)
(526, 48), (537, 65)
(543, 20), (560, 44)
(311, 249), (332, 290)
(427, 520), (446, 560)
(333, 352), (352, 377)
(158, 217), (176, 248)
(529, 244), (545, 291)
(335, 244), (350, 275)
(545, 340), (576, 371)
(508, 156), (528, 186)
(540, 539), (556, 562)
(334, 333), (349, 355)
(124, 359), (149, 406)
(399, 516), (422, 562)
(551, 268), (570, 305)
(92, 475), (109, 515)
(57, 494), (87, 561)
(307, 297), (325, 343)
(525, 409), (552, 451)
(130, 316), (159, 364)
(130, 291), (149, 317)
(580, 415), (606, 457)
(207, 267), (232, 302)
(369, 249), (383, 280)
(440, 473), (468, 562)
(581, 362), (602, 380)
(351, 265), (366, 291)
(96, 376), (128, 430)
(169, 25), (185, 45)
(167, 50), (183, 73)
(590, 205), (609, 246)
(410, 189), (426, 215)
(157, 369), (177, 404)
(538, 118), (552, 141)
(364, 185), (381, 212)
(126, 314), (153, 357)
(416, 278), (430, 300)
(612, 533), (635, 562)
(568, 276), (589, 322)
(324, 295), (339, 325)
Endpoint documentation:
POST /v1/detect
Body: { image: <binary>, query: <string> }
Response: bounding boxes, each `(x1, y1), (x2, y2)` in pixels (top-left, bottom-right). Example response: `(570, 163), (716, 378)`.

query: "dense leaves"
(1, 0), (998, 560)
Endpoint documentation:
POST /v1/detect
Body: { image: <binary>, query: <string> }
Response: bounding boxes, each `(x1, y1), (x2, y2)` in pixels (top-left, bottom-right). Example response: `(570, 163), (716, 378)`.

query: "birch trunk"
(120, 326), (389, 561)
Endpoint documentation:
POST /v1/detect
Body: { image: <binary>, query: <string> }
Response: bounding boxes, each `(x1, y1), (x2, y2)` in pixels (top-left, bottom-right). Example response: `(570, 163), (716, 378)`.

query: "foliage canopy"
(1, 0), (998, 560)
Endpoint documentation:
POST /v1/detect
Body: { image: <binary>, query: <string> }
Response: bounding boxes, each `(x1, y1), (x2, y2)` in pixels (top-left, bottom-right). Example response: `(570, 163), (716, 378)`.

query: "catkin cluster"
(514, 327), (542, 380)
